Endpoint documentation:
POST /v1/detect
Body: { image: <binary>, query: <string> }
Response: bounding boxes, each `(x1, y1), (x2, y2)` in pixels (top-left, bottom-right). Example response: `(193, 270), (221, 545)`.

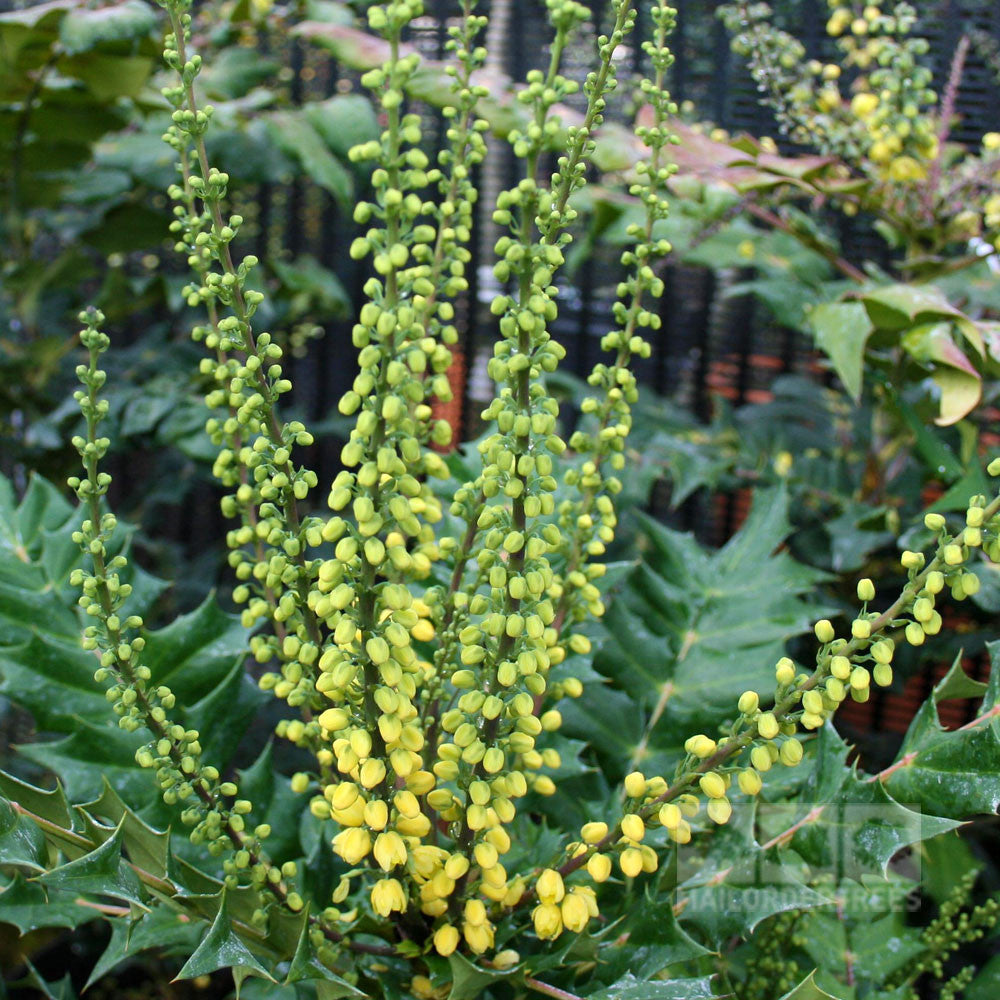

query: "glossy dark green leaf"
(790, 726), (958, 878)
(85, 907), (202, 991)
(0, 770), (74, 832)
(775, 971), (845, 1000)
(0, 796), (47, 871)
(38, 818), (145, 906)
(59, 0), (156, 53)
(142, 596), (249, 703)
(265, 111), (353, 207)
(566, 489), (827, 780)
(77, 779), (170, 879)
(598, 890), (710, 983)
(0, 873), (97, 933)
(19, 720), (149, 806)
(807, 301), (873, 401)
(303, 94), (379, 160)
(884, 644), (1000, 819)
(0, 633), (108, 729)
(445, 952), (520, 1000)
(585, 973), (720, 999)
(284, 910), (368, 996)
(174, 889), (275, 985)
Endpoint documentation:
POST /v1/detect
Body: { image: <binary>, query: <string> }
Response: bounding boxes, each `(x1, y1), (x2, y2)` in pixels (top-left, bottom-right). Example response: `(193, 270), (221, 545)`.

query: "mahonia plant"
(30, 0), (1000, 994)
(720, 0), (1000, 265)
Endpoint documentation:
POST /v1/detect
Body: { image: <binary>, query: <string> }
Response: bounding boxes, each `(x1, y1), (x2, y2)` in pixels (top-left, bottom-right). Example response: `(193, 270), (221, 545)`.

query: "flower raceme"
(63, 0), (1000, 980)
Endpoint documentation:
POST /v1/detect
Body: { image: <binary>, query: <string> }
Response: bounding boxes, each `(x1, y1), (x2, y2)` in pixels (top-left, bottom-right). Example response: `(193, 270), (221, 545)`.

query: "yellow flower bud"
(621, 813), (645, 842)
(780, 739), (803, 766)
(532, 902), (563, 940)
(857, 578), (876, 602)
(738, 769), (762, 796)
(587, 852), (612, 882)
(707, 797), (732, 824)
(775, 657), (796, 685)
(814, 620), (835, 643)
(623, 771), (647, 798)
(580, 821), (608, 844)
(738, 691), (760, 715)
(561, 891), (591, 933)
(699, 772), (727, 799)
(433, 924), (460, 956)
(757, 712), (780, 740)
(536, 868), (565, 906)
(619, 847), (644, 878)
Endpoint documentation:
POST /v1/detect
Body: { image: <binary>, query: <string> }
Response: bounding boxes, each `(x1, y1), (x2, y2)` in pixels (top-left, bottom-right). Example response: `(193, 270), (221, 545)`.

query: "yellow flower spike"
(532, 902), (563, 940)
(587, 853), (612, 882)
(621, 813), (645, 842)
(474, 842), (499, 870)
(410, 619), (434, 642)
(493, 949), (521, 970)
(684, 734), (718, 758)
(318, 707), (349, 732)
(619, 847), (644, 878)
(536, 868), (565, 905)
(561, 891), (591, 933)
(850, 92), (878, 117)
(850, 666), (871, 691)
(371, 877), (407, 916)
(678, 793), (700, 817)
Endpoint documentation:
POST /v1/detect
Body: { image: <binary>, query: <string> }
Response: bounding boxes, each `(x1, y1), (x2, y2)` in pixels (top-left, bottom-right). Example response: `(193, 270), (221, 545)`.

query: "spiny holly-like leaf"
(19, 719), (150, 806)
(85, 906), (203, 991)
(585, 973), (720, 999)
(0, 633), (109, 729)
(38, 818), (145, 907)
(564, 489), (828, 780)
(0, 796), (47, 871)
(77, 779), (170, 879)
(284, 910), (368, 997)
(786, 726), (958, 879)
(0, 769), (76, 833)
(0, 873), (98, 933)
(596, 890), (710, 984)
(775, 971), (846, 1000)
(174, 889), (275, 987)
(883, 643), (1000, 819)
(444, 952), (521, 1000)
